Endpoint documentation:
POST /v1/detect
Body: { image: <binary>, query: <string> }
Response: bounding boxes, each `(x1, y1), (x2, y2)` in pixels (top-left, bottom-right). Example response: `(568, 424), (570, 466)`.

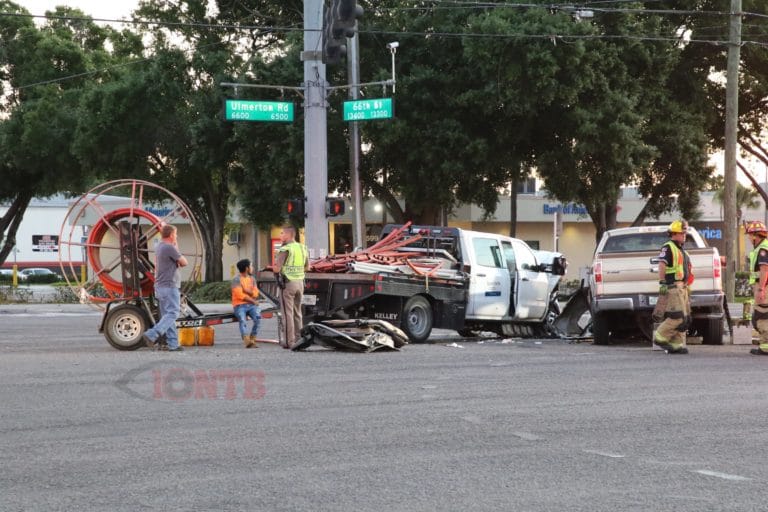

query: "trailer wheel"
(104, 304), (150, 351)
(591, 312), (611, 345)
(701, 317), (724, 345)
(402, 296), (433, 343)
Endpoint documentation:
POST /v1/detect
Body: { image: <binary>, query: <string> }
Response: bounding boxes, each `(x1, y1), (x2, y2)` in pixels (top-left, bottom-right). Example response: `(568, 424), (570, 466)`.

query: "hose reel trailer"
(58, 179), (236, 350)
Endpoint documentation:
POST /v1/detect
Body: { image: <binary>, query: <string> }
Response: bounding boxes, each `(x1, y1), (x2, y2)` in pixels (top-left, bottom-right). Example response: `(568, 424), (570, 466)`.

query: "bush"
(188, 281), (231, 303)
(25, 274), (60, 284)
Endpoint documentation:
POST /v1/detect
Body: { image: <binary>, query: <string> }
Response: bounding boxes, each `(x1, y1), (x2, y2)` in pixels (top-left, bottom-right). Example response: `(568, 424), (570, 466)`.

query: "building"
(2, 188), (760, 280)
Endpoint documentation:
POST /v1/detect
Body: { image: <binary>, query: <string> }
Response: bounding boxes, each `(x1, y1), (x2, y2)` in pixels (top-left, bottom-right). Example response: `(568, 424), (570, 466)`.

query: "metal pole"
(347, 31), (365, 250)
(390, 48), (397, 94)
(723, 0), (741, 301)
(303, 0), (329, 259)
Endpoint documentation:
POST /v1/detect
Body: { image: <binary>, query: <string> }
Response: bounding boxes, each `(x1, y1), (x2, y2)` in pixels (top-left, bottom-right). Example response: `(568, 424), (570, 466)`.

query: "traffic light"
(325, 198), (346, 217)
(322, 0), (364, 65)
(286, 198), (305, 218)
(331, 0), (364, 39)
(322, 5), (345, 65)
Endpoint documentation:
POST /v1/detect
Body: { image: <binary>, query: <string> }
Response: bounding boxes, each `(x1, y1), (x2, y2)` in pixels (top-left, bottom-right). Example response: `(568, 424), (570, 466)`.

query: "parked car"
(19, 268), (61, 280)
(0, 268), (26, 280)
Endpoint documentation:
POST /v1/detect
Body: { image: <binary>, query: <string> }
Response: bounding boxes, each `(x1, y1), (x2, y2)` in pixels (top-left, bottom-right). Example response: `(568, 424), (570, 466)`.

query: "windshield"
(601, 233), (699, 253)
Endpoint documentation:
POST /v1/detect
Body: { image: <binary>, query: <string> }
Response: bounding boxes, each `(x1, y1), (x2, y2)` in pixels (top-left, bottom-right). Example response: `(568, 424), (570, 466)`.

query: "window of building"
(516, 178), (537, 195)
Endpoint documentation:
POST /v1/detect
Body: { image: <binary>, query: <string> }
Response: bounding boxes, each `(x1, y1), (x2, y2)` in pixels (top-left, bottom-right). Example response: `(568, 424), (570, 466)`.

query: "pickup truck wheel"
(402, 296), (433, 343)
(104, 304), (150, 351)
(591, 312), (611, 345)
(702, 317), (724, 345)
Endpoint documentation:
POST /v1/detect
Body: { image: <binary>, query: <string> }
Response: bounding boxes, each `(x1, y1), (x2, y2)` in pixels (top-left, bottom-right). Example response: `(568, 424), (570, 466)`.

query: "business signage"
(542, 204), (588, 215)
(32, 235), (58, 252)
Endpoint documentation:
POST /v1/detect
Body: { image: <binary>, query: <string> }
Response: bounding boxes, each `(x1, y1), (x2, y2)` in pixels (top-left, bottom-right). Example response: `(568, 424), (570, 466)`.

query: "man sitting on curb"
(232, 258), (261, 348)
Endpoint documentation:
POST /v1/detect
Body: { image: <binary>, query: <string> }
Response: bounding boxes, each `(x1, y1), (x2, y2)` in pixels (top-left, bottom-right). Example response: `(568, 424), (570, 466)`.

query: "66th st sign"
(343, 98), (394, 122)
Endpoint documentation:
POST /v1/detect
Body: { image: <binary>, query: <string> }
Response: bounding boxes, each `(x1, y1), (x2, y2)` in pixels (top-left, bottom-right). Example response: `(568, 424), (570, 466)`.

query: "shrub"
(188, 281), (231, 303)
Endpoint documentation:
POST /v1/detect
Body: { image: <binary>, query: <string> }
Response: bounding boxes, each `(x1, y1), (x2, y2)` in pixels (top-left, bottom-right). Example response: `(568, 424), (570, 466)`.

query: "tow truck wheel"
(104, 304), (150, 351)
(402, 296), (433, 343)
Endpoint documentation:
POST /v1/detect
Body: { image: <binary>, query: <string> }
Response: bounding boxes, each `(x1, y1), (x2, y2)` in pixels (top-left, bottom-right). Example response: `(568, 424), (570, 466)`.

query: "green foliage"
(188, 281), (231, 303)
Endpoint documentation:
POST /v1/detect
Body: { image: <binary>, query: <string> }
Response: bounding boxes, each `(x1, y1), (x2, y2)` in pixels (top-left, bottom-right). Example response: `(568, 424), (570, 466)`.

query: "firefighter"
(746, 220), (768, 355)
(653, 220), (692, 354)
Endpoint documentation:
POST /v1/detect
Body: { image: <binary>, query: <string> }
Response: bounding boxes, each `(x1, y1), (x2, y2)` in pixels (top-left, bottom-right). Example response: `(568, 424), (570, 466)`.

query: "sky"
(15, 1), (139, 20)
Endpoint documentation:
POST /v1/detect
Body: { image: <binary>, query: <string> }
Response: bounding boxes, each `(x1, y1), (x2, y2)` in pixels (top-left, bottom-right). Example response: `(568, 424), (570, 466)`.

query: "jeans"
(145, 286), (181, 349)
(234, 303), (261, 337)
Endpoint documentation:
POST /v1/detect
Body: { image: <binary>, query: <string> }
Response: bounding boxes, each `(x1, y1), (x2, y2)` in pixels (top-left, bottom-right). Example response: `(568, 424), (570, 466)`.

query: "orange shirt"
(231, 274), (259, 306)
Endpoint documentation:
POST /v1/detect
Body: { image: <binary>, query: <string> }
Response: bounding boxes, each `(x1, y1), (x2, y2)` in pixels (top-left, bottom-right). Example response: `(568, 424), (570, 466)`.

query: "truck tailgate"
(594, 248), (721, 295)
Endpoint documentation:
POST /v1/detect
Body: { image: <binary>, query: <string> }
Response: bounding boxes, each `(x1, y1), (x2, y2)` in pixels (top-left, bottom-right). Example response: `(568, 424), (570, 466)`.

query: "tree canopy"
(2, 0), (768, 271)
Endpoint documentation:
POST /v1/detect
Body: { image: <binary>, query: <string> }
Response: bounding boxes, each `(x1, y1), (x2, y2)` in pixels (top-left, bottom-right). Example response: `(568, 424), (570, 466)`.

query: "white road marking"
(694, 470), (751, 481)
(582, 449), (625, 459)
(511, 431), (541, 441)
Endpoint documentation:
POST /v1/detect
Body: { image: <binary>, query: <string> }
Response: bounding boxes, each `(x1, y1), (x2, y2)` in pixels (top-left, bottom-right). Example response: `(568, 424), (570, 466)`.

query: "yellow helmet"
(745, 220), (768, 235)
(667, 220), (687, 234)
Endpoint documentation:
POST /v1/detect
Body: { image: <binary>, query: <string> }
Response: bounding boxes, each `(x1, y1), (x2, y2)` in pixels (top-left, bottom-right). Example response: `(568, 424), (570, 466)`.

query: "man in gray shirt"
(143, 224), (188, 351)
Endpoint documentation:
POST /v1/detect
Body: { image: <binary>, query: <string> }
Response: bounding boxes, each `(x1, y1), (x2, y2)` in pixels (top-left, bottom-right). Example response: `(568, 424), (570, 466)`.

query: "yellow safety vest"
(280, 241), (307, 281)
(663, 241), (685, 282)
(749, 239), (768, 284)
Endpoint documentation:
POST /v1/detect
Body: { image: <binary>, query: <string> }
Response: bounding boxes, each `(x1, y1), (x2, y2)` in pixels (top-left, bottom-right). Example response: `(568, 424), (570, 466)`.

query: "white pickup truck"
(257, 225), (567, 341)
(588, 226), (725, 344)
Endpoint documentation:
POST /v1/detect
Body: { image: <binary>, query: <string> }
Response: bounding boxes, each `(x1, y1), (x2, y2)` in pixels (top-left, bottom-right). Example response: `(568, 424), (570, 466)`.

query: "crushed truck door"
(467, 235), (510, 318)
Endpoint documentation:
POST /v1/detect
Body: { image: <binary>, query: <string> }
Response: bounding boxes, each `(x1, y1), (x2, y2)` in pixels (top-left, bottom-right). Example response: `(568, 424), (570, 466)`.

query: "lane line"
(694, 470), (751, 481)
(582, 449), (625, 459)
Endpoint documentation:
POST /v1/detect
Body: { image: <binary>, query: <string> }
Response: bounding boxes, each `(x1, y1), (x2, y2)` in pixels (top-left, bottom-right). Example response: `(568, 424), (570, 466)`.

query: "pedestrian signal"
(325, 198), (345, 217)
(286, 198), (305, 218)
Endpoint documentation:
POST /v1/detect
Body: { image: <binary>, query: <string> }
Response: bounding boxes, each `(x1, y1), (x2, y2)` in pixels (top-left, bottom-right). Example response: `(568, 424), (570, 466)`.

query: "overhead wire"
(4, 4), (768, 91)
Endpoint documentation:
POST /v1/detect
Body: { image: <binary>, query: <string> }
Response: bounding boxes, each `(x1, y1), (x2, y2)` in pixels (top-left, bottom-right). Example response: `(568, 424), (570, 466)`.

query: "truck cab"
(381, 225), (566, 337)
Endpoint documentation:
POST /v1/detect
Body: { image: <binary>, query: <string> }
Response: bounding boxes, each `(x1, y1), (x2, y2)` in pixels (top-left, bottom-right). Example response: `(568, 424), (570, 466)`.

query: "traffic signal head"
(322, 4), (346, 65)
(331, 0), (364, 39)
(323, 0), (363, 65)
(326, 198), (346, 217)
(286, 198), (305, 218)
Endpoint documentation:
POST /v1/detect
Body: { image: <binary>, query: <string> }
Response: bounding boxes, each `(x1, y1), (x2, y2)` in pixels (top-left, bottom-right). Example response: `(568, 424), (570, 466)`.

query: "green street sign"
(343, 98), (394, 122)
(225, 100), (294, 122)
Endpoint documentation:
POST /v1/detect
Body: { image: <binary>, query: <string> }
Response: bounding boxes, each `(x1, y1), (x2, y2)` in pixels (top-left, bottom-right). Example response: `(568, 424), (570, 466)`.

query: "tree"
(73, 0), (303, 280)
(0, 2), (124, 266)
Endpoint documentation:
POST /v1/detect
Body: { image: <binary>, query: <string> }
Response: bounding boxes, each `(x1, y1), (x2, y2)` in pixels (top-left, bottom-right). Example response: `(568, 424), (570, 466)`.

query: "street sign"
(225, 100), (294, 122)
(343, 98), (394, 122)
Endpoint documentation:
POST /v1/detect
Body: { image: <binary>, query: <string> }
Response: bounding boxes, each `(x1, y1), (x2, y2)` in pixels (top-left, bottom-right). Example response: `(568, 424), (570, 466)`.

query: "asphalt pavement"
(1, 304), (767, 512)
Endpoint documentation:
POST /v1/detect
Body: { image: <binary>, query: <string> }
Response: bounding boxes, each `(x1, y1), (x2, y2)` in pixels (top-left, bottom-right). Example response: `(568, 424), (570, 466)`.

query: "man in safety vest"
(745, 220), (768, 355)
(653, 220), (693, 354)
(275, 226), (309, 349)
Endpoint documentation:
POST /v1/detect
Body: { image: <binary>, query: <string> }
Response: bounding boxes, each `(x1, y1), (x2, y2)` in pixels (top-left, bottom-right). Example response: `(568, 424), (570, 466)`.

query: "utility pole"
(303, 0), (329, 258)
(723, 0), (742, 301)
(347, 32), (365, 250)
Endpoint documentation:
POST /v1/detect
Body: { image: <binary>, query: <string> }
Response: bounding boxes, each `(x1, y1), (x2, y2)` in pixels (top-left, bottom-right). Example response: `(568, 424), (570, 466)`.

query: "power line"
(6, 6), (768, 91)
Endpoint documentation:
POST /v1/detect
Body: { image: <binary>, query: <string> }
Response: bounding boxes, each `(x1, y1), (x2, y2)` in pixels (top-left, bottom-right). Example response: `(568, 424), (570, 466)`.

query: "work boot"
(243, 335), (256, 348)
(750, 348), (768, 355)
(142, 333), (156, 349)
(667, 346), (689, 355)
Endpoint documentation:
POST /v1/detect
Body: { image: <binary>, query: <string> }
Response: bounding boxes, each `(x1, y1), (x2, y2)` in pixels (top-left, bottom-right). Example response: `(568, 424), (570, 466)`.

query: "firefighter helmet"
(745, 220), (768, 236)
(667, 220), (687, 234)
